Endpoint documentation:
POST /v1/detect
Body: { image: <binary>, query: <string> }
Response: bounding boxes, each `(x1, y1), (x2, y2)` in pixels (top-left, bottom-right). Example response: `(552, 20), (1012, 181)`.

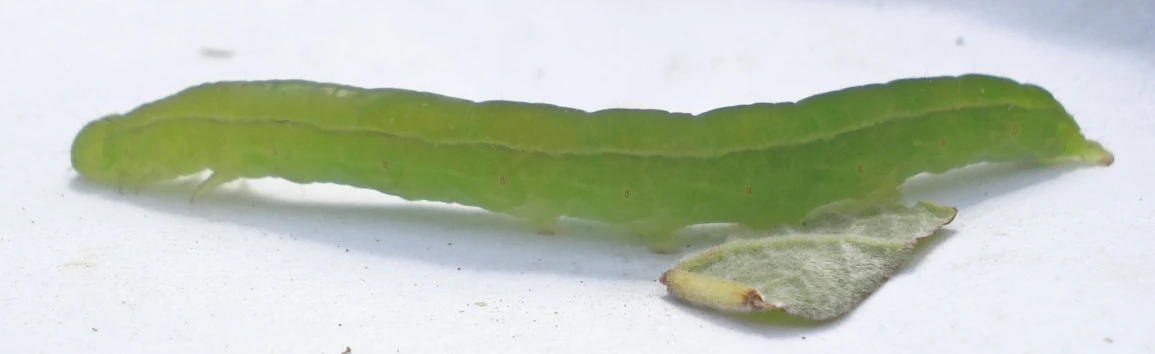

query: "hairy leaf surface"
(661, 201), (957, 320)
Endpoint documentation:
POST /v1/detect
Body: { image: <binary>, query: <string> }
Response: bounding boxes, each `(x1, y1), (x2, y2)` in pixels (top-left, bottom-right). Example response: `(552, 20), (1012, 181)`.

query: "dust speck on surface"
(1104, 337), (1113, 344)
(341, 346), (352, 354)
(955, 37), (965, 46)
(474, 301), (488, 307)
(199, 47), (234, 59)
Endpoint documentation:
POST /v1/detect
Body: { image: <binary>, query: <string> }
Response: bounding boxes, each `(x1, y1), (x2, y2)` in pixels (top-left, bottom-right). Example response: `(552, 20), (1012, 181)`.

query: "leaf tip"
(914, 201), (959, 225)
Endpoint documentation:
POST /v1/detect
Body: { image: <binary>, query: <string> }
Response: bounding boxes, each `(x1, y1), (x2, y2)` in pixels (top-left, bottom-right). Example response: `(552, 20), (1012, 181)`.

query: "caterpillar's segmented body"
(71, 74), (1113, 252)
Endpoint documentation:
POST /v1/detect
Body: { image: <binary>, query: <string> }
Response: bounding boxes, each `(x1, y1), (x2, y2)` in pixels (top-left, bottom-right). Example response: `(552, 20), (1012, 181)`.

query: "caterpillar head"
(71, 115), (121, 184)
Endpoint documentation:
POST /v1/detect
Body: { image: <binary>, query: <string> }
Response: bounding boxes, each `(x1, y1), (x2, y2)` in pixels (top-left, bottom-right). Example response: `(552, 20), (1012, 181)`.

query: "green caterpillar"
(70, 74), (1113, 253)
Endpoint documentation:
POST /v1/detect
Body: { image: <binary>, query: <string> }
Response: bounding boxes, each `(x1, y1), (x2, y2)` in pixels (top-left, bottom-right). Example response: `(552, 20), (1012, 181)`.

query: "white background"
(2, 0), (1153, 353)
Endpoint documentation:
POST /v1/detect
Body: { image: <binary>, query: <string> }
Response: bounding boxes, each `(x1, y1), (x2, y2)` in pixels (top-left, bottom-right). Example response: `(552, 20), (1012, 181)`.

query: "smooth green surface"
(70, 74), (1112, 251)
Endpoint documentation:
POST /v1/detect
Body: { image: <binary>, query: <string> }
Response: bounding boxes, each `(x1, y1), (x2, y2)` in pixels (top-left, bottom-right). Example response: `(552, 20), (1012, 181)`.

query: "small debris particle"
(200, 47), (234, 59)
(342, 346), (352, 354)
(91, 328), (98, 332)
(474, 302), (488, 307)
(1104, 337), (1113, 344)
(337, 323), (342, 327)
(955, 37), (965, 46)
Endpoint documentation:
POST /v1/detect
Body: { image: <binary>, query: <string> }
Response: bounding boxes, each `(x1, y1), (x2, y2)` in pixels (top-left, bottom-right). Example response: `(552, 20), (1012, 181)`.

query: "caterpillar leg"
(803, 187), (901, 220)
(502, 201), (561, 235)
(116, 173), (129, 194)
(117, 171), (159, 195)
(626, 219), (682, 254)
(530, 218), (560, 235)
(190, 171), (238, 203)
(623, 212), (686, 253)
(639, 231), (681, 254)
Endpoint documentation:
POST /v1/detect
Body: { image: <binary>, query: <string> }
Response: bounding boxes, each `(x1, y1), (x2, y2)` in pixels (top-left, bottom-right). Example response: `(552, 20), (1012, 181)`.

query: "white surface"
(2, 0), (1153, 353)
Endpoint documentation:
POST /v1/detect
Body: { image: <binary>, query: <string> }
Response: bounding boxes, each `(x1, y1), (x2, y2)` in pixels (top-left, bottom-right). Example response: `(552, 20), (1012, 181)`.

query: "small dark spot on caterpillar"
(499, 176), (506, 185)
(274, 119), (289, 124)
(270, 148), (278, 156)
(624, 190), (630, 198)
(857, 165), (864, 173)
(381, 160), (388, 169)
(939, 138), (947, 147)
(745, 186), (752, 195)
(1012, 124), (1019, 136)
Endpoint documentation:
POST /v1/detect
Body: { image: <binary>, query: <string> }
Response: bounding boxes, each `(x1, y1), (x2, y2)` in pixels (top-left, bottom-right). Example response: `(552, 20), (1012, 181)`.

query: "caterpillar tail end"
(1067, 138), (1113, 165)
(1041, 137), (1114, 167)
(71, 115), (120, 184)
(1079, 140), (1114, 167)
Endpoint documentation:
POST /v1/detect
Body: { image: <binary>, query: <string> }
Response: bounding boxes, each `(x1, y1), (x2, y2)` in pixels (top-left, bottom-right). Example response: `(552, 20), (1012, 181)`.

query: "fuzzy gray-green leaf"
(661, 201), (957, 320)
